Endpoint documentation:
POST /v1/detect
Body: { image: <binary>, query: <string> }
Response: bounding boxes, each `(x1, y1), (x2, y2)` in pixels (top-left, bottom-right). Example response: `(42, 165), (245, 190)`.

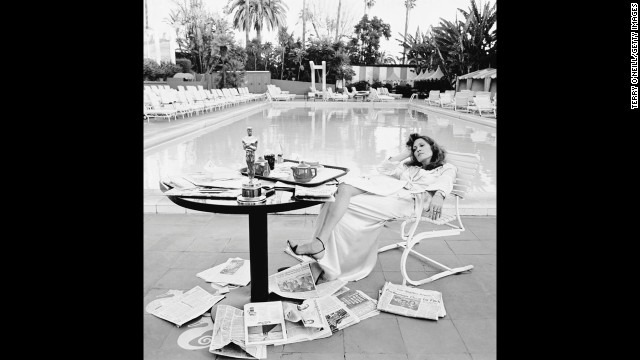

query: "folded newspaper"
(376, 282), (446, 320)
(313, 287), (380, 333)
(197, 257), (251, 287)
(146, 286), (225, 327)
(163, 186), (242, 199)
(268, 262), (347, 300)
(243, 300), (332, 346)
(210, 305), (267, 359)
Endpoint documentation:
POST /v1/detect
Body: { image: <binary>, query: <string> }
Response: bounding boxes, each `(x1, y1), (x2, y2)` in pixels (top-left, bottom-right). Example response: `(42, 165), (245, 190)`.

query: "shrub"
(395, 84), (413, 98)
(371, 80), (384, 89)
(175, 58), (192, 73)
(413, 78), (453, 93)
(349, 80), (370, 91)
(143, 58), (159, 80)
(160, 61), (183, 79)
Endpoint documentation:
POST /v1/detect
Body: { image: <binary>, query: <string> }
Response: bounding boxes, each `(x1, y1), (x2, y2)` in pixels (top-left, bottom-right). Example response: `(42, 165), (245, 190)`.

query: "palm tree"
(277, 26), (293, 79)
(225, 0), (253, 47)
(335, 0), (341, 42)
(363, 0), (375, 16)
(262, 42), (273, 70)
(302, 0), (306, 46)
(402, 0), (417, 64)
(252, 0), (288, 45)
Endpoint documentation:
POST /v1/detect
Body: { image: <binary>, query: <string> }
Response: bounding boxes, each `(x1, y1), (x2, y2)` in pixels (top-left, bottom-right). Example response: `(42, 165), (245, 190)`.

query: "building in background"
(143, 0), (176, 64)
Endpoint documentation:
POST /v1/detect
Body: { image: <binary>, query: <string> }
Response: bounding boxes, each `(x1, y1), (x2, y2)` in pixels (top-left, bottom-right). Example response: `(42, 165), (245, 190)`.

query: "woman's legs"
(289, 184), (366, 259)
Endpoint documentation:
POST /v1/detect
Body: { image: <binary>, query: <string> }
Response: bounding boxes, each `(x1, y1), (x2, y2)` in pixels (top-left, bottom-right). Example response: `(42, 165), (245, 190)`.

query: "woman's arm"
(387, 148), (412, 162)
(377, 148), (412, 178)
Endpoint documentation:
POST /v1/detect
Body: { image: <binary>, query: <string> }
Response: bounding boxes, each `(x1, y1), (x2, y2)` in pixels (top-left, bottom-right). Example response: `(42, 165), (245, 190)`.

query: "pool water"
(143, 106), (496, 193)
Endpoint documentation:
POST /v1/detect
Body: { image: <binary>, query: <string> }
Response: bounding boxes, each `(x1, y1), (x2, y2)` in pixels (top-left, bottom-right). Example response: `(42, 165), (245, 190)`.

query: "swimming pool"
(143, 106), (496, 195)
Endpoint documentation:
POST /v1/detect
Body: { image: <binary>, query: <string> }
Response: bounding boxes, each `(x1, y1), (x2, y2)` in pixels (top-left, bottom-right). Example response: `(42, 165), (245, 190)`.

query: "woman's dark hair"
(404, 133), (446, 170)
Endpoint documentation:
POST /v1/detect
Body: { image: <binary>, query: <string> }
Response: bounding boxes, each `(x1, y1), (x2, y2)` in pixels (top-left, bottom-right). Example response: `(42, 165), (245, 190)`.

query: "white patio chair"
(378, 151), (480, 286)
(426, 90), (441, 106)
(468, 96), (497, 117)
(327, 87), (348, 101)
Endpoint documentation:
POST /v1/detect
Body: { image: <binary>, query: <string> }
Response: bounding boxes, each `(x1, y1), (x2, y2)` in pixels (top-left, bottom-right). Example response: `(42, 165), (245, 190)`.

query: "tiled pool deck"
(144, 98), (496, 360)
(144, 213), (496, 360)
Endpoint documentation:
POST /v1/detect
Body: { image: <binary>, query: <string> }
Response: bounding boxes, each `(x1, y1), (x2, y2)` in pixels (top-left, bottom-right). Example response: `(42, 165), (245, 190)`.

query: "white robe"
(315, 160), (456, 281)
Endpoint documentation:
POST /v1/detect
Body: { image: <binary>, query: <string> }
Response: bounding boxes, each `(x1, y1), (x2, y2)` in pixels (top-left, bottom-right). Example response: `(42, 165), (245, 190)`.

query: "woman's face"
(412, 138), (433, 164)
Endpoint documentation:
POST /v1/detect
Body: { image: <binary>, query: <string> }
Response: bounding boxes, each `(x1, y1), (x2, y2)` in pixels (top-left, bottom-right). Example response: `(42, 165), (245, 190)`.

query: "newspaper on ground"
(146, 286), (225, 327)
(244, 301), (288, 346)
(197, 257), (251, 287)
(268, 261), (347, 300)
(145, 289), (184, 314)
(210, 305), (267, 359)
(280, 299), (332, 344)
(332, 287), (380, 322)
(376, 282), (446, 320)
(314, 287), (380, 333)
(243, 300), (332, 347)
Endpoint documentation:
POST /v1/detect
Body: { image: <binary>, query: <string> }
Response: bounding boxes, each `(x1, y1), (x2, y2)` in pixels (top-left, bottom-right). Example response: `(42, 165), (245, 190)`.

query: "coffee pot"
(290, 161), (317, 183)
(254, 156), (270, 176)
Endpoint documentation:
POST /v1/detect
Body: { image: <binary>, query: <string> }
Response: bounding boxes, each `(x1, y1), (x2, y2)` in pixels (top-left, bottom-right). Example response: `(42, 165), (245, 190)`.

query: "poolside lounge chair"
(438, 93), (454, 109)
(426, 90), (441, 106)
(453, 93), (471, 113)
(159, 89), (192, 118)
(216, 89), (240, 105)
(326, 87), (348, 101)
(468, 96), (496, 117)
(368, 88), (394, 102)
(144, 90), (178, 122)
(379, 87), (402, 100)
(378, 151), (479, 285)
(267, 85), (294, 101)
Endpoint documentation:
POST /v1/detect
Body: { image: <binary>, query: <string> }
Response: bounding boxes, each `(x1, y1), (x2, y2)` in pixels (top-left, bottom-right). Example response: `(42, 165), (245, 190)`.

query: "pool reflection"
(144, 107), (496, 193)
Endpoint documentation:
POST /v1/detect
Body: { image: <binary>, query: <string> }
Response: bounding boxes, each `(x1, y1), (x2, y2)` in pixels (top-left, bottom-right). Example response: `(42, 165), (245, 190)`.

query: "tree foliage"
(396, 0), (496, 81)
(347, 15), (391, 65)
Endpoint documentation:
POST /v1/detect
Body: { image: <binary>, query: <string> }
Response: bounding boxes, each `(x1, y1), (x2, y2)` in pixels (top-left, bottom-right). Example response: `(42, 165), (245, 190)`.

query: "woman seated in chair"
(287, 133), (457, 282)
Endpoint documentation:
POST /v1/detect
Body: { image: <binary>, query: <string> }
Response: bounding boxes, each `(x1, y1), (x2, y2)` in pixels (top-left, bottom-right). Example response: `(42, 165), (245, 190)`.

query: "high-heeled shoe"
(287, 237), (325, 260)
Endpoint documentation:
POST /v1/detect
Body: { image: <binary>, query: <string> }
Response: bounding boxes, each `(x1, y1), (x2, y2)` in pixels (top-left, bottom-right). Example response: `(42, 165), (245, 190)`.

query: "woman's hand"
(428, 192), (445, 220)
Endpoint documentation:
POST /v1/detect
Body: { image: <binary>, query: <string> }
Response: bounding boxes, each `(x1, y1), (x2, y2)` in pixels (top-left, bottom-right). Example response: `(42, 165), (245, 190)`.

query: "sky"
(145, 0), (492, 60)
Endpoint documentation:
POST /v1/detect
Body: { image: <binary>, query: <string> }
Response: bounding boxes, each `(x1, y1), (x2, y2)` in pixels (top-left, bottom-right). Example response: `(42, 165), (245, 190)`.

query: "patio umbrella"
(173, 72), (195, 80)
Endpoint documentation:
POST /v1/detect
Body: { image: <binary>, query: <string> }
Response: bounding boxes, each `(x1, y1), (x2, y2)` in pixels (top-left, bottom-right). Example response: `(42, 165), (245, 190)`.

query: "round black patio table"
(159, 181), (322, 303)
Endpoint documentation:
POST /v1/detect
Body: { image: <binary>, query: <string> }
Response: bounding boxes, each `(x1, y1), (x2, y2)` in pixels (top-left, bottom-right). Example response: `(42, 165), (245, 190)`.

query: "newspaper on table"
(315, 287), (380, 333)
(197, 257), (251, 287)
(376, 282), (446, 320)
(163, 186), (242, 199)
(146, 286), (225, 327)
(268, 261), (347, 300)
(243, 300), (332, 347)
(294, 184), (337, 202)
(210, 305), (267, 359)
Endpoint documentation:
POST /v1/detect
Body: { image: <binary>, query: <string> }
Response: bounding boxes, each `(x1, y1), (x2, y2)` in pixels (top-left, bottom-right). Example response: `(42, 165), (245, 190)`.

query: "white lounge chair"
(468, 96), (497, 117)
(438, 93), (454, 109)
(368, 88), (394, 102)
(378, 151), (480, 285)
(426, 90), (440, 106)
(267, 85), (293, 101)
(144, 90), (178, 122)
(453, 93), (471, 113)
(326, 87), (348, 101)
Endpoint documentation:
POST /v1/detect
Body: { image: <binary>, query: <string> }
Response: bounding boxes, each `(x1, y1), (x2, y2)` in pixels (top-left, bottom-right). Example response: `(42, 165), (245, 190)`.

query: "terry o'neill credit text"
(632, 4), (638, 109)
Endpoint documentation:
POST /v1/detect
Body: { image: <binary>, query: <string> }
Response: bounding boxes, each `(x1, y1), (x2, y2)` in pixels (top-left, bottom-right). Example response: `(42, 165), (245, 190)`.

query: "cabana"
(456, 68), (496, 98)
(423, 66), (444, 80)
